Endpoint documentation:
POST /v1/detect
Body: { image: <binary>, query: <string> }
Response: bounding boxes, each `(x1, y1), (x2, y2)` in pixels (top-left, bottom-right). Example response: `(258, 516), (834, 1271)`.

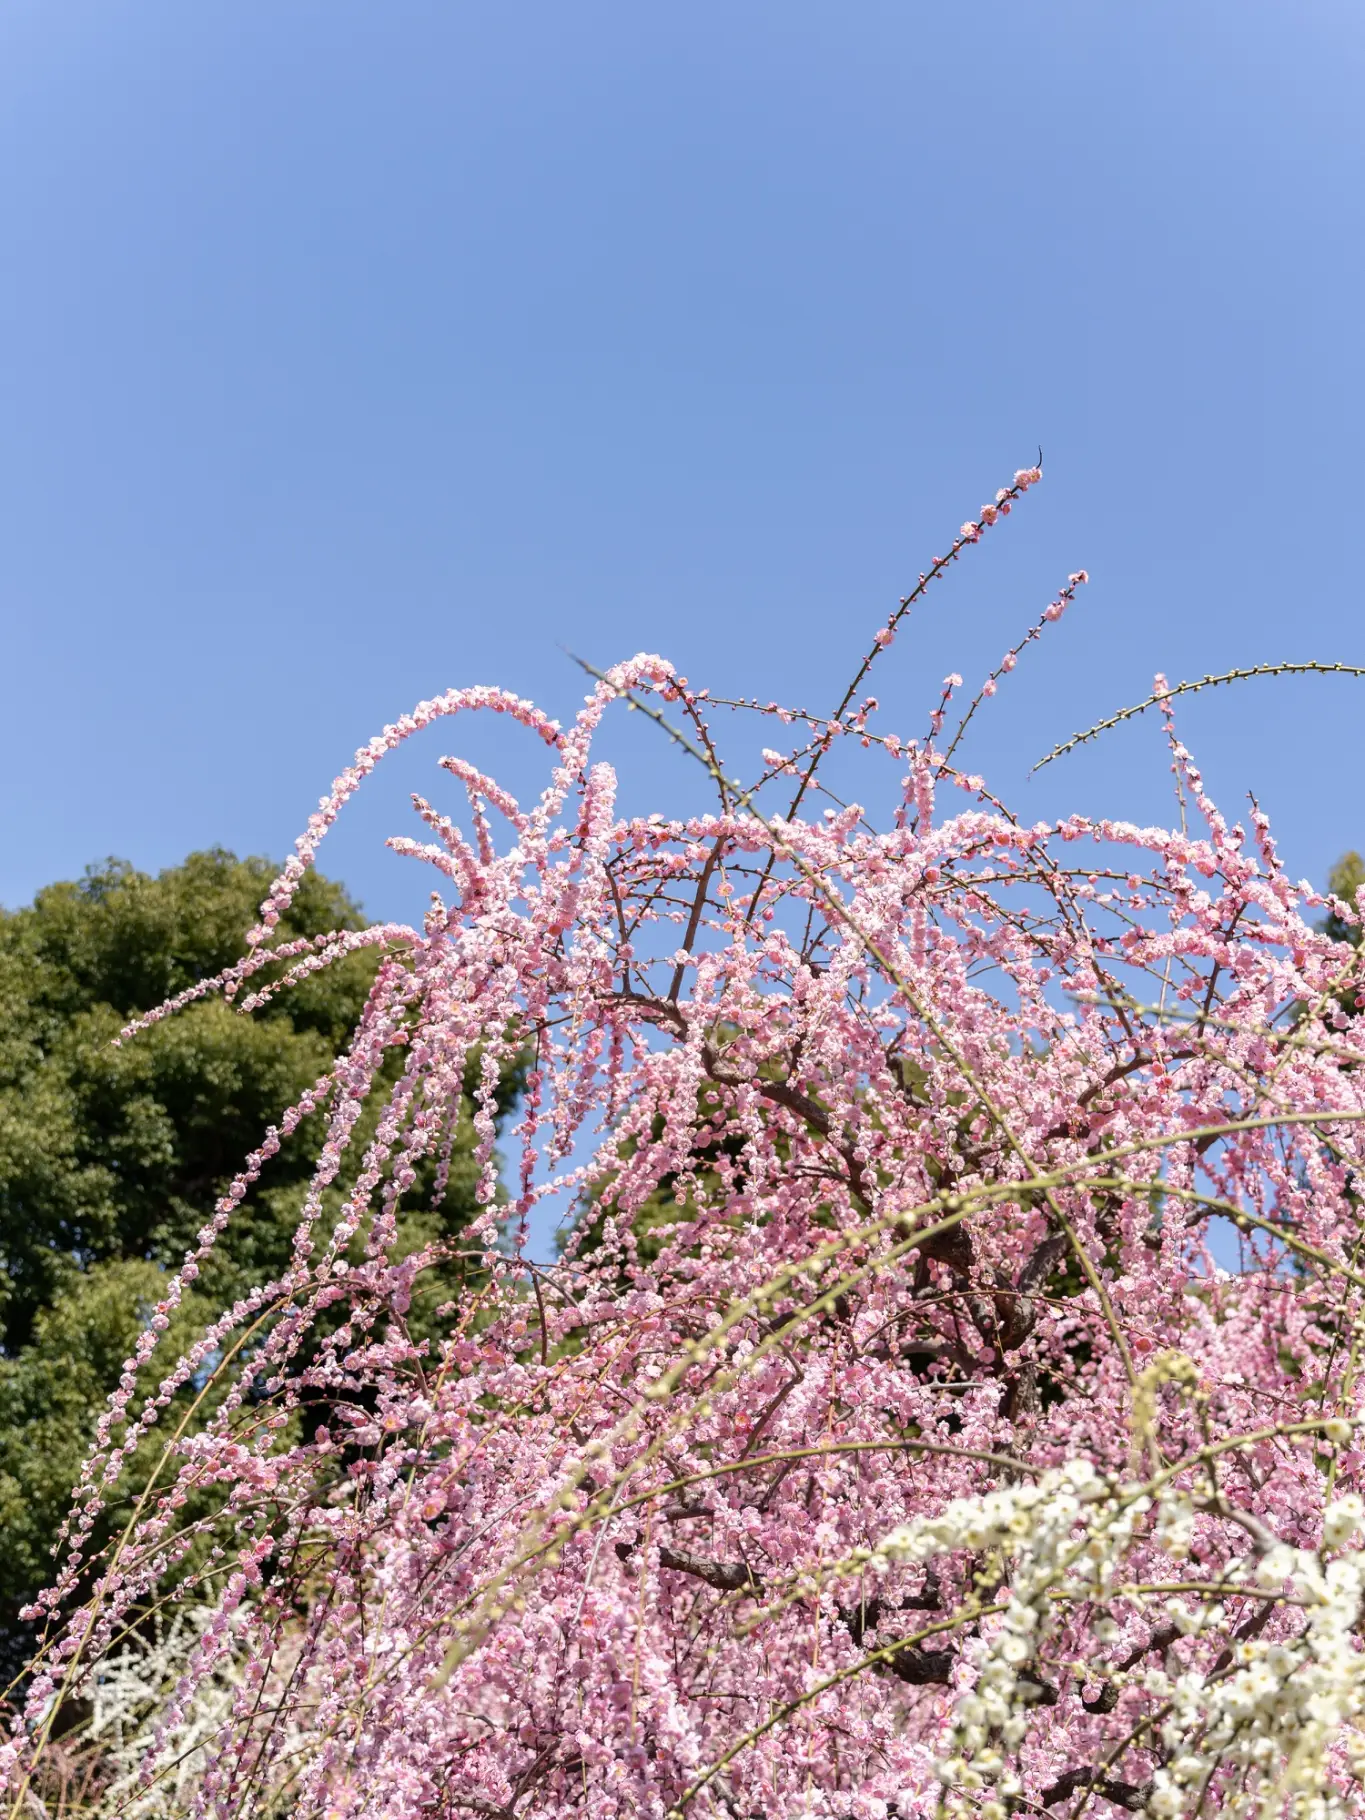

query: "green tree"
(1325, 851), (1365, 949)
(0, 851), (507, 1666)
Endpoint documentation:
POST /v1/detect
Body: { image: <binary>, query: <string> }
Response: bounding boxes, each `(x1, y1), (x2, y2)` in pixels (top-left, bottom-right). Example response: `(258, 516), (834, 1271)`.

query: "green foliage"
(0, 1261), (221, 1649)
(0, 850), (509, 1663)
(1325, 851), (1365, 949)
(0, 851), (373, 1351)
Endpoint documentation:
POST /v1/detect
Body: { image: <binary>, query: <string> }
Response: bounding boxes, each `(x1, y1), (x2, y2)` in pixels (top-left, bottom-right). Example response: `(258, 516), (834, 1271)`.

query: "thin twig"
(1034, 661), (1365, 772)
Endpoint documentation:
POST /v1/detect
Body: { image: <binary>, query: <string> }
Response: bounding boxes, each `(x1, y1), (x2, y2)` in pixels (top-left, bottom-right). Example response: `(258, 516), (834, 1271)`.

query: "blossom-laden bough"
(7, 467), (1365, 1820)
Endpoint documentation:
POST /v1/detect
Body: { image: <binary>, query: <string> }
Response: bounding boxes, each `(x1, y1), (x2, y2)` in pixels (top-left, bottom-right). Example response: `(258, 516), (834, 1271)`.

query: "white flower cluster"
(49, 1607), (251, 1819)
(872, 1471), (1365, 1820)
(878, 1462), (1125, 1817)
(1143, 1501), (1365, 1820)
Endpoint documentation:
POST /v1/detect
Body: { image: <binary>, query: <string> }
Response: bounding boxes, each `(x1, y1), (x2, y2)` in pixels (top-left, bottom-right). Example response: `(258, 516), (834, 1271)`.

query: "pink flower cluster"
(964, 467), (1042, 541)
(8, 518), (1365, 1820)
(864, 465), (1044, 671)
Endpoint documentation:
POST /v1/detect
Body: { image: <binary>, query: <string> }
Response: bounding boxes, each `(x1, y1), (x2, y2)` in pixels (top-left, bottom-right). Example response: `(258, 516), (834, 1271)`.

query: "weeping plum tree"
(9, 466), (1365, 1820)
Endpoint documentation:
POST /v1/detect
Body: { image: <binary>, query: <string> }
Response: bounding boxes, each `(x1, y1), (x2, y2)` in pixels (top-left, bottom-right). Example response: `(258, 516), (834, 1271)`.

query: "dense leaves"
(0, 851), (376, 1345)
(0, 852), (507, 1664)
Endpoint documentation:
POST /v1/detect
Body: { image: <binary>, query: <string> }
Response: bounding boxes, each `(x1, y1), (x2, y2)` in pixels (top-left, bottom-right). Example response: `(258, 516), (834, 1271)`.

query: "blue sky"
(3, 1), (1363, 928)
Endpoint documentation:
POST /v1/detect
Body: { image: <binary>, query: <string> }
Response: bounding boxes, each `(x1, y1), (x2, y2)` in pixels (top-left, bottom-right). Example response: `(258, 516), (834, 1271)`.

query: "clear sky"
(3, 1), (1363, 928)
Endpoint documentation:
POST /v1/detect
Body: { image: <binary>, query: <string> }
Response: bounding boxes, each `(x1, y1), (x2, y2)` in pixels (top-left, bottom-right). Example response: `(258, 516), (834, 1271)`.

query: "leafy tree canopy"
(0, 850), (376, 1350)
(0, 850), (509, 1660)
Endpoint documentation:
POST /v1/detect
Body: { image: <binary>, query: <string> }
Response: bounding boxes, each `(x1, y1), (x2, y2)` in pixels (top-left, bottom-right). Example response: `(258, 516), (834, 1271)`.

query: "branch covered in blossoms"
(7, 473), (1365, 1820)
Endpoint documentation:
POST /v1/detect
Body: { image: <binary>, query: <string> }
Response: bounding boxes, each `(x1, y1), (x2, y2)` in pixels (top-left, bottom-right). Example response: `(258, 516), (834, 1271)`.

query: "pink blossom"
(15, 479), (1364, 1820)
